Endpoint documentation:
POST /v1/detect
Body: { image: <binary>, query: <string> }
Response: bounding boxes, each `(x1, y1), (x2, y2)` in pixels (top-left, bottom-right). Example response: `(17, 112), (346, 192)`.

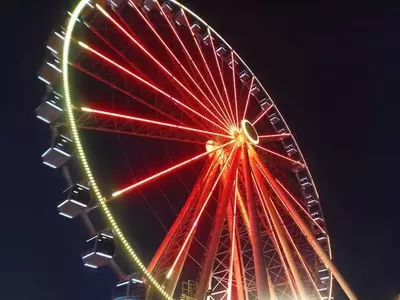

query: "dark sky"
(3, 0), (400, 299)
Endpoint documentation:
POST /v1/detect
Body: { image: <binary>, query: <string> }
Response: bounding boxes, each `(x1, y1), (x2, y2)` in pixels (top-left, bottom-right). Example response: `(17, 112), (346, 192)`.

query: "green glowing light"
(62, 1), (172, 299)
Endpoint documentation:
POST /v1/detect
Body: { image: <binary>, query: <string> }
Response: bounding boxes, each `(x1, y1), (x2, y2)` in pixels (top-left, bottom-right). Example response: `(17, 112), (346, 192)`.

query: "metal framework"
(37, 0), (358, 299)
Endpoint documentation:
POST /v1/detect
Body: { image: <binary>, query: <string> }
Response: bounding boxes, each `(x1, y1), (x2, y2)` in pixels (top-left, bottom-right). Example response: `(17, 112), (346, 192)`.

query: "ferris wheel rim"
(62, 1), (174, 299)
(60, 0), (334, 299)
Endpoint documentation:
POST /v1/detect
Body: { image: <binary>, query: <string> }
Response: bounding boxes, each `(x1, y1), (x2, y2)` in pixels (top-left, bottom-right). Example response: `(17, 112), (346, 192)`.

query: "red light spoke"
(112, 140), (235, 198)
(142, 1), (232, 130)
(208, 28), (236, 126)
(78, 41), (230, 134)
(242, 76), (255, 121)
(167, 143), (238, 278)
(254, 144), (305, 167)
(231, 51), (239, 127)
(276, 179), (326, 235)
(184, 15), (234, 128)
(81, 107), (231, 139)
(258, 133), (291, 142)
(252, 104), (274, 126)
(84, 20), (152, 84)
(95, 4), (229, 133)
(71, 63), (181, 124)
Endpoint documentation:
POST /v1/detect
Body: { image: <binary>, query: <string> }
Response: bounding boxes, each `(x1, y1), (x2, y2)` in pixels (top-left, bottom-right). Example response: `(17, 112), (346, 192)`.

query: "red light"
(112, 140), (235, 198)
(183, 14), (235, 128)
(78, 41), (229, 134)
(258, 133), (291, 141)
(253, 144), (305, 167)
(81, 107), (231, 139)
(167, 144), (238, 278)
(95, 4), (230, 133)
(242, 76), (255, 121)
(144, 0), (232, 129)
(208, 28), (236, 126)
(276, 179), (326, 235)
(231, 51), (239, 127)
(252, 104), (274, 126)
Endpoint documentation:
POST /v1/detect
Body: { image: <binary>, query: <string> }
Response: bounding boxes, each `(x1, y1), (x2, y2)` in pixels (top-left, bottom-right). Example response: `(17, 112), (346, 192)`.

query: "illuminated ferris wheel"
(36, 0), (357, 299)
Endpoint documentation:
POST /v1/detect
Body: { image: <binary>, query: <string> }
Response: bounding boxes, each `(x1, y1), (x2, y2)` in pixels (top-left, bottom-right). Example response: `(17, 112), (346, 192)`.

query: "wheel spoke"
(259, 133), (291, 142)
(208, 28), (236, 126)
(95, 4), (230, 131)
(252, 103), (274, 126)
(112, 140), (235, 198)
(231, 51), (239, 127)
(276, 179), (327, 235)
(253, 144), (305, 167)
(80, 107), (231, 139)
(138, 1), (232, 129)
(242, 76), (255, 121)
(183, 13), (235, 128)
(71, 63), (183, 124)
(78, 41), (230, 134)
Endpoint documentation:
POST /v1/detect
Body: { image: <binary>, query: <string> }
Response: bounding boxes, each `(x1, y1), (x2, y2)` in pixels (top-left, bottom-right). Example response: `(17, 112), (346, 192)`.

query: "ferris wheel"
(36, 0), (357, 299)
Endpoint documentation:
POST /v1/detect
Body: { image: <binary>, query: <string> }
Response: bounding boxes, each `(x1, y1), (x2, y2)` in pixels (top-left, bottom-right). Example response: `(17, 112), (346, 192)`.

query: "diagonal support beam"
(251, 156), (307, 299)
(241, 144), (269, 299)
(250, 146), (358, 300)
(196, 147), (242, 300)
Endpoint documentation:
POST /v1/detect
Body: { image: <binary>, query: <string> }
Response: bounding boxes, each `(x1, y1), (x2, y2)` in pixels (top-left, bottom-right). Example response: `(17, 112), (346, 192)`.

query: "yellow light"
(241, 119), (259, 145)
(62, 1), (172, 299)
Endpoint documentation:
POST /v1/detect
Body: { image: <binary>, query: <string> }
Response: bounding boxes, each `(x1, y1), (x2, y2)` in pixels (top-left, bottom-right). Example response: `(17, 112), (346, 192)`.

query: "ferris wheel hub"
(241, 119), (259, 145)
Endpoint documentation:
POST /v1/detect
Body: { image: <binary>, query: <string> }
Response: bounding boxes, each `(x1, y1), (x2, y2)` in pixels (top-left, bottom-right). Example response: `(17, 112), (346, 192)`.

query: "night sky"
(4, 0), (400, 299)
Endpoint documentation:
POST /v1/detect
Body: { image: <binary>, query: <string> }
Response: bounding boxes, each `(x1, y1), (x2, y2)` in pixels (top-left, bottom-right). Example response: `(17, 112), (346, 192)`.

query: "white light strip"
(46, 62), (62, 73)
(55, 32), (64, 40)
(70, 199), (88, 208)
(36, 115), (50, 123)
(46, 101), (63, 111)
(59, 212), (73, 218)
(57, 199), (69, 208)
(86, 236), (97, 243)
(116, 281), (130, 287)
(82, 252), (95, 259)
(101, 233), (113, 239)
(319, 268), (328, 273)
(43, 161), (57, 169)
(320, 276), (330, 280)
(41, 148), (52, 158)
(84, 263), (98, 269)
(77, 184), (89, 190)
(54, 147), (72, 157)
(46, 45), (58, 55)
(38, 76), (51, 85)
(96, 252), (112, 258)
(60, 135), (72, 142)
(53, 90), (62, 98)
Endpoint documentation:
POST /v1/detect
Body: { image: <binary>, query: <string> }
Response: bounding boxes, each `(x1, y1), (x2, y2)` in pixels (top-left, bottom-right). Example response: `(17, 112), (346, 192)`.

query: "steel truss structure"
(36, 0), (358, 299)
